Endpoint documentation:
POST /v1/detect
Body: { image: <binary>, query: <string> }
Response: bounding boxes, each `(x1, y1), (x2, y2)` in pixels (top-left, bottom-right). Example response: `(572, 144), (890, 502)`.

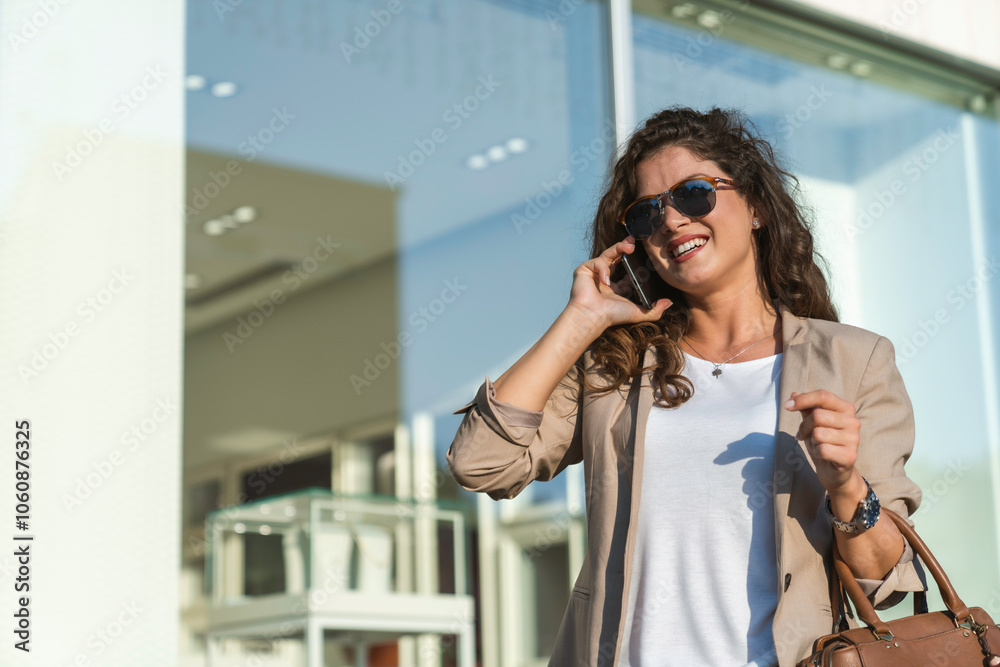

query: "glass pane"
(631, 12), (1000, 619)
(186, 479), (221, 529)
(530, 542), (570, 658)
(243, 532), (286, 596)
(240, 451), (332, 502)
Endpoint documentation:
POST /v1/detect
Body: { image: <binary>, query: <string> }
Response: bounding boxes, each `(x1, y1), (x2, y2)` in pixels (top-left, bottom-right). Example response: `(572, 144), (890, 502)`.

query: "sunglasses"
(619, 176), (736, 239)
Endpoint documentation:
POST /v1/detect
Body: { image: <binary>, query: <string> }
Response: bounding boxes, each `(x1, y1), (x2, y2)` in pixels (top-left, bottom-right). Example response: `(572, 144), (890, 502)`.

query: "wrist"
(827, 470), (869, 523)
(825, 471), (881, 536)
(561, 302), (610, 341)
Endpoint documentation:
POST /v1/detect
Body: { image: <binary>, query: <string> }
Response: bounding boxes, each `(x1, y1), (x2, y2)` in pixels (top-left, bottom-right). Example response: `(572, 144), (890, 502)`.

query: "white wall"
(793, 0), (1000, 71)
(0, 1), (185, 665)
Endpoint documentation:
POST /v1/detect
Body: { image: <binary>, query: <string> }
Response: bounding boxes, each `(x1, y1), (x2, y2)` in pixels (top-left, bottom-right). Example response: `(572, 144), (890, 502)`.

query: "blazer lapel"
(609, 344), (655, 475)
(773, 305), (812, 573)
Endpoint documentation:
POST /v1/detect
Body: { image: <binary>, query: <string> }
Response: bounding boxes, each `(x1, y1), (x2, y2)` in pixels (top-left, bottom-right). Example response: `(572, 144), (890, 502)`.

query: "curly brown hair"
(583, 105), (838, 408)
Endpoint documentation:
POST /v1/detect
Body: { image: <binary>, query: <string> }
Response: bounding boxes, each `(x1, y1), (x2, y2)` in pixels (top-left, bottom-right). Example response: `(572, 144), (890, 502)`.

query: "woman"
(447, 106), (925, 666)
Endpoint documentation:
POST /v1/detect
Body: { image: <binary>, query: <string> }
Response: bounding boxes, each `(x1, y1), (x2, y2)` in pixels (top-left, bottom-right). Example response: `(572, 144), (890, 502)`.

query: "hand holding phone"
(567, 236), (671, 330)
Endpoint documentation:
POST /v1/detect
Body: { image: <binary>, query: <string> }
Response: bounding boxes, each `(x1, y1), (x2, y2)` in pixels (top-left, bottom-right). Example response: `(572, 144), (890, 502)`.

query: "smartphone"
(610, 233), (656, 310)
(620, 252), (654, 310)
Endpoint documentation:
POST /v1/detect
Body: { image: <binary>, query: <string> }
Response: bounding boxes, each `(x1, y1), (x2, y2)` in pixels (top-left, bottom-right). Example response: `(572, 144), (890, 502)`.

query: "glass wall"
(184, 0), (610, 664)
(183, 0), (1000, 664)
(631, 6), (1000, 618)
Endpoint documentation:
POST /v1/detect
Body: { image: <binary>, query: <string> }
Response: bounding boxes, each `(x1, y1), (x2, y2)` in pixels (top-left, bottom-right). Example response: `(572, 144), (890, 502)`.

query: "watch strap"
(825, 477), (880, 534)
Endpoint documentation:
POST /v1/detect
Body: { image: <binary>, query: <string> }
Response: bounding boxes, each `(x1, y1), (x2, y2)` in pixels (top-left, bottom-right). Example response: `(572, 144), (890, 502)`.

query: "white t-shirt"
(618, 351), (783, 667)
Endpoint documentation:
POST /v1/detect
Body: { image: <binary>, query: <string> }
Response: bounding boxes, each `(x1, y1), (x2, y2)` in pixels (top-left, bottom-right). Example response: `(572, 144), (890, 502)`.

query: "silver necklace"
(683, 333), (773, 378)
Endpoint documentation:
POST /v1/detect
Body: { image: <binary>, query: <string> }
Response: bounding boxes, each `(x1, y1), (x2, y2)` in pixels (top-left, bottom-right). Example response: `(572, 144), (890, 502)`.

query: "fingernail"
(784, 399), (795, 409)
(603, 275), (610, 286)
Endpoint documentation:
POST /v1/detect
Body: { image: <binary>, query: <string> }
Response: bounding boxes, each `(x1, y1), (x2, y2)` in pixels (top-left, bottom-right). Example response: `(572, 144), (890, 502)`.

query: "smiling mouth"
(670, 237), (708, 259)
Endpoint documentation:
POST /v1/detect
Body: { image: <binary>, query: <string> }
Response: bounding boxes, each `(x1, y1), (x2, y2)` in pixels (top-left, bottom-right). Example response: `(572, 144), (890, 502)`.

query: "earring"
(752, 219), (760, 228)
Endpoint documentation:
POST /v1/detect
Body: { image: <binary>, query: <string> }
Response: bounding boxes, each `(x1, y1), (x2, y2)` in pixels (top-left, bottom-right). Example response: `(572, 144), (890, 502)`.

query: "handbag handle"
(831, 507), (971, 637)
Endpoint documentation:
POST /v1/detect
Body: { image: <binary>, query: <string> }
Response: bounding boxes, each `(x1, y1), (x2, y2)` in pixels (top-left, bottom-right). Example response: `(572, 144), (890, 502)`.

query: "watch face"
(862, 493), (881, 528)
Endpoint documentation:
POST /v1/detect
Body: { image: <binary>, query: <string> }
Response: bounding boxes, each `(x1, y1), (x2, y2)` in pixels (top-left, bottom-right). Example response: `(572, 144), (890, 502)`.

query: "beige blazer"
(448, 304), (926, 666)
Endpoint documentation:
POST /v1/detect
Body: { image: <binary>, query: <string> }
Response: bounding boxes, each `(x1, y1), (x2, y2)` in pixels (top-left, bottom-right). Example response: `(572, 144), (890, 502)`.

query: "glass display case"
(203, 488), (475, 667)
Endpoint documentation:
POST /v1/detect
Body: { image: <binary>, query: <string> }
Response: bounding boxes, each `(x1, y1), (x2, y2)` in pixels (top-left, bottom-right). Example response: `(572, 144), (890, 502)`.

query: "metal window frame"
(606, 0), (1000, 622)
(627, 0), (999, 117)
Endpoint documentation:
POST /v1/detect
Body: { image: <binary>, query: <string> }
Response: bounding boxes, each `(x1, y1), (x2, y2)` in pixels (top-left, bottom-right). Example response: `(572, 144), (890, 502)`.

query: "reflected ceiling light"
(468, 137), (531, 170)
(486, 145), (507, 162)
(184, 273), (202, 289)
(284, 505), (296, 517)
(696, 10), (722, 29)
(467, 154), (489, 170)
(826, 53), (850, 70)
(259, 504), (271, 514)
(203, 220), (226, 236)
(969, 94), (989, 114)
(234, 523), (246, 534)
(211, 81), (238, 97)
(185, 75), (207, 91)
(203, 206), (257, 236)
(848, 60), (872, 77)
(259, 525), (272, 535)
(233, 205), (257, 223)
(505, 137), (529, 153)
(671, 3), (697, 19)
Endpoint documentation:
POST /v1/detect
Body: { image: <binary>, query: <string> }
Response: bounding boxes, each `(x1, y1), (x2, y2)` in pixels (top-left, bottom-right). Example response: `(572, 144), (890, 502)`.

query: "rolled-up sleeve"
(446, 358), (584, 501)
(851, 335), (927, 609)
(856, 538), (925, 609)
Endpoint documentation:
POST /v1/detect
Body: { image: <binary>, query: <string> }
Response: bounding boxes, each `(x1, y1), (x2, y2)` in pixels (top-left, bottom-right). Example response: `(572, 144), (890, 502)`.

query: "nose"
(659, 200), (691, 233)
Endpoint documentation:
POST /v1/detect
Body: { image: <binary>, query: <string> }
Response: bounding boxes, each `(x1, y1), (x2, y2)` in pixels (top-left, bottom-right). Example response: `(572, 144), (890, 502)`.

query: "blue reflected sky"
(187, 0), (1000, 505)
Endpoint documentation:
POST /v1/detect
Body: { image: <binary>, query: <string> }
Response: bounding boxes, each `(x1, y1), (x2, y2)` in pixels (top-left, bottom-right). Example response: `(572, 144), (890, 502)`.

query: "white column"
(0, 1), (184, 666)
(477, 493), (500, 667)
(961, 113), (1000, 582)
(608, 0), (637, 157)
(395, 421), (418, 667)
(412, 411), (443, 667)
(334, 441), (375, 495)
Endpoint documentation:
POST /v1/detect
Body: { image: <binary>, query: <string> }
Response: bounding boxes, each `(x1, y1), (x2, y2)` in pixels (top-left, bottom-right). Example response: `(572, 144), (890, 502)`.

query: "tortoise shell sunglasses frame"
(618, 176), (737, 240)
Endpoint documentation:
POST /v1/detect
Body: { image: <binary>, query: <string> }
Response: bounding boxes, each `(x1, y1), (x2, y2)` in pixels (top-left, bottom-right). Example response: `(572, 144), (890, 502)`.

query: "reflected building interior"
(180, 1), (1000, 666)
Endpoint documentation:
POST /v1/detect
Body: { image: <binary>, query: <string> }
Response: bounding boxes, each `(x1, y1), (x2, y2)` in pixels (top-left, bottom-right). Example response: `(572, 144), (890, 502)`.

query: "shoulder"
(791, 313), (885, 356)
(785, 310), (902, 382)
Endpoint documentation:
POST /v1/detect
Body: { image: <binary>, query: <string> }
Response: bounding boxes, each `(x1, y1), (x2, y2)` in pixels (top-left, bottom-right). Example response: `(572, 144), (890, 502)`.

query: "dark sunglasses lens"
(672, 180), (716, 217)
(624, 198), (660, 238)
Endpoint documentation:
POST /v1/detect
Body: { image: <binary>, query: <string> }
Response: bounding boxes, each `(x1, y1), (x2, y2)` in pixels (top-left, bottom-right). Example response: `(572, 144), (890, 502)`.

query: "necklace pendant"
(712, 366), (723, 378)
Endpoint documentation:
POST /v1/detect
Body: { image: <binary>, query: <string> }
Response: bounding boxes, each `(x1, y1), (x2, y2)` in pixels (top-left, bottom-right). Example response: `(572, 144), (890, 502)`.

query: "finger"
(639, 298), (672, 318)
(795, 413), (814, 441)
(609, 275), (633, 296)
(600, 236), (635, 259)
(810, 426), (859, 449)
(810, 408), (859, 431)
(596, 241), (635, 286)
(784, 389), (853, 413)
(636, 299), (674, 322)
(584, 256), (617, 287)
(808, 441), (856, 469)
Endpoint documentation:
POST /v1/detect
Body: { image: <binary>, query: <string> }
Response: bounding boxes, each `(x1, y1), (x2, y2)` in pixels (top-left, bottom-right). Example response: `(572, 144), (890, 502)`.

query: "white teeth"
(671, 237), (707, 258)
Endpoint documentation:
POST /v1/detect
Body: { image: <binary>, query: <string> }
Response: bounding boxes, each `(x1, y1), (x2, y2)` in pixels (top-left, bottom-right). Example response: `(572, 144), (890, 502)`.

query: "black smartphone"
(620, 252), (654, 310)
(611, 236), (655, 310)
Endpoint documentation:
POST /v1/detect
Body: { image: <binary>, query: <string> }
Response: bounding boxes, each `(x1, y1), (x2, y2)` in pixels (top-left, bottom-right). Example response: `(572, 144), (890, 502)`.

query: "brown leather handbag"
(797, 508), (1000, 666)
